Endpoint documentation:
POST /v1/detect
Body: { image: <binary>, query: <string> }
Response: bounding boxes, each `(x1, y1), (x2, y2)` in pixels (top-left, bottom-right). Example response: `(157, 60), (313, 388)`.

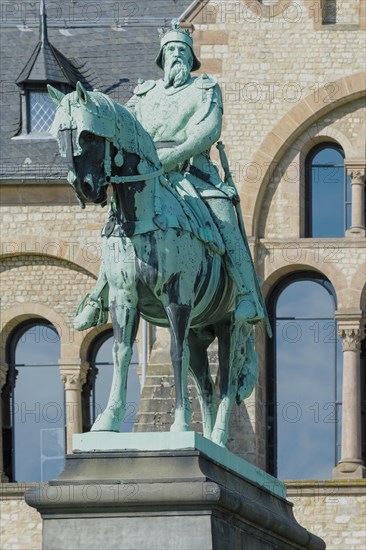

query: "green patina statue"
(48, 20), (270, 447)
(75, 20), (265, 330)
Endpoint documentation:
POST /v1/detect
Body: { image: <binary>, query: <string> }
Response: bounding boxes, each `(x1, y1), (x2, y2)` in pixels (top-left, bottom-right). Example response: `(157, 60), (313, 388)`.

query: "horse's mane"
(94, 91), (161, 173)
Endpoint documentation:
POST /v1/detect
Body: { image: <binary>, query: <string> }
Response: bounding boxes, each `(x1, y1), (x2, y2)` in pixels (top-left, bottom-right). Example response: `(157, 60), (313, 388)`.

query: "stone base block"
(25, 433), (325, 550)
(333, 459), (366, 479)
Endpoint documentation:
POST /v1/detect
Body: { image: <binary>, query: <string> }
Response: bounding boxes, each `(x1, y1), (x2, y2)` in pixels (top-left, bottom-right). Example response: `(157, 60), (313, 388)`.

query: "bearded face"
(162, 41), (193, 89)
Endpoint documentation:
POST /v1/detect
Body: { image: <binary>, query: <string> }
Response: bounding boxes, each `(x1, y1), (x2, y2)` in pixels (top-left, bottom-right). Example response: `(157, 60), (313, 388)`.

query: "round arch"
(298, 129), (353, 161)
(246, 72), (366, 237)
(0, 303), (82, 365)
(262, 259), (347, 307)
(0, 237), (101, 276)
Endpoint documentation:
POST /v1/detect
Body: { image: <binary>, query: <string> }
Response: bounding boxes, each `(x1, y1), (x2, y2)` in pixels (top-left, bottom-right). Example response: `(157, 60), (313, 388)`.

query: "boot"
(74, 273), (109, 331)
(74, 293), (108, 330)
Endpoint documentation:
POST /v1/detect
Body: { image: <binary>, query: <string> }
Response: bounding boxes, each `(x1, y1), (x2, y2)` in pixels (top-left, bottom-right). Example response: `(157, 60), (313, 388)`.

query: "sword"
(216, 141), (272, 337)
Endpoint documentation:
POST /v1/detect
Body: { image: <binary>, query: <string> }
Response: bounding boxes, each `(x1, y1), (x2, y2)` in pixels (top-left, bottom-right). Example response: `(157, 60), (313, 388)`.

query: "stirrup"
(75, 293), (109, 327)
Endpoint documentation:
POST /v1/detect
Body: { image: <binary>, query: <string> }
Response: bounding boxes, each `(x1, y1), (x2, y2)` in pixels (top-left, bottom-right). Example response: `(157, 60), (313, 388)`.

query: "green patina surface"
(49, 21), (271, 451)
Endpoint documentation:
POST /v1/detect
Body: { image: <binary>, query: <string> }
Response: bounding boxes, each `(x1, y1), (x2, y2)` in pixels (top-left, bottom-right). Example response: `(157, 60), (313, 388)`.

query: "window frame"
(266, 271), (341, 478)
(3, 319), (64, 482)
(305, 142), (350, 238)
(17, 82), (72, 138)
(82, 329), (114, 432)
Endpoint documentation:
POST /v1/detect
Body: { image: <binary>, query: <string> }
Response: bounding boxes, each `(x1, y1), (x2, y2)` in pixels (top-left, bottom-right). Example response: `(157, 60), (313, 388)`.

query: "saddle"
(163, 172), (226, 255)
(102, 172), (226, 256)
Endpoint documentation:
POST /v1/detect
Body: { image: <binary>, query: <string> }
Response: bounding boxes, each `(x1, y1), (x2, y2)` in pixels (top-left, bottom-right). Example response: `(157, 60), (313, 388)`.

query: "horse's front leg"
(188, 328), (216, 439)
(91, 288), (139, 432)
(165, 301), (193, 432)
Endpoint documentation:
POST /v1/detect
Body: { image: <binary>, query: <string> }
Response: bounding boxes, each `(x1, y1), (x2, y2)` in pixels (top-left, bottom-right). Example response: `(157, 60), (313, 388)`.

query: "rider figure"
(75, 20), (265, 329)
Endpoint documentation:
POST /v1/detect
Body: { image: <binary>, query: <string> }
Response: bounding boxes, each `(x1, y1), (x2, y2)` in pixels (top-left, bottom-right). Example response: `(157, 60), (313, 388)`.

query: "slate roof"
(0, 0), (193, 182)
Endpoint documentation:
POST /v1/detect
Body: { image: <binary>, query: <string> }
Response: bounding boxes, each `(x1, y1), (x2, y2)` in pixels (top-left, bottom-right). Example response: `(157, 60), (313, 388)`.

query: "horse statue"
(48, 81), (260, 448)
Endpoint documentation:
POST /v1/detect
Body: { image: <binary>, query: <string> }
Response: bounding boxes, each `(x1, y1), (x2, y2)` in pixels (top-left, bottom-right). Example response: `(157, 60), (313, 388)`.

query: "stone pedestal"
(25, 433), (324, 550)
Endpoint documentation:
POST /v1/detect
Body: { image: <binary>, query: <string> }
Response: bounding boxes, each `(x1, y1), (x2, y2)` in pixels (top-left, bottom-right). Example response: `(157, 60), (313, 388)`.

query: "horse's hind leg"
(211, 317), (250, 447)
(91, 288), (139, 432)
(188, 328), (216, 439)
(165, 301), (193, 432)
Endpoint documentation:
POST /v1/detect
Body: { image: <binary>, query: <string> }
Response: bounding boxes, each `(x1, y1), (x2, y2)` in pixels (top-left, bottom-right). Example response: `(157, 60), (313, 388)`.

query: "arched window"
(82, 331), (140, 432)
(3, 321), (64, 482)
(267, 274), (343, 479)
(305, 143), (351, 237)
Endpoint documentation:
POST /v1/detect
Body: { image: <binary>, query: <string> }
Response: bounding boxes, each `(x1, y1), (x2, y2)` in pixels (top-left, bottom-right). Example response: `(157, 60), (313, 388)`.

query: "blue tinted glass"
(276, 280), (335, 318)
(275, 280), (341, 480)
(309, 146), (346, 237)
(92, 336), (140, 432)
(14, 325), (64, 482)
(28, 90), (56, 133)
(312, 147), (343, 165)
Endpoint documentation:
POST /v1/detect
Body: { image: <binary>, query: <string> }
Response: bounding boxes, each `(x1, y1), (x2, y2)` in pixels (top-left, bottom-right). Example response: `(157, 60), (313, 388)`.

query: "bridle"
(103, 139), (163, 184)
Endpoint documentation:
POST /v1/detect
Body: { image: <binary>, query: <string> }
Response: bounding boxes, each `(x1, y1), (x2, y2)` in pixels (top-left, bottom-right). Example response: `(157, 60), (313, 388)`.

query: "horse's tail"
(236, 334), (258, 404)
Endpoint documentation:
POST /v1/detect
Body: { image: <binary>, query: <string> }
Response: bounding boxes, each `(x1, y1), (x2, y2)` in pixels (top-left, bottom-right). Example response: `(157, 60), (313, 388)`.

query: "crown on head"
(156, 18), (201, 71)
(158, 19), (192, 38)
(158, 19), (193, 48)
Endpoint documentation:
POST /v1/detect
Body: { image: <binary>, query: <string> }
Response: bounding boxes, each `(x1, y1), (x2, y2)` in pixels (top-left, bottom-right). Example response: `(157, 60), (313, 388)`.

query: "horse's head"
(48, 82), (117, 208)
(48, 81), (161, 209)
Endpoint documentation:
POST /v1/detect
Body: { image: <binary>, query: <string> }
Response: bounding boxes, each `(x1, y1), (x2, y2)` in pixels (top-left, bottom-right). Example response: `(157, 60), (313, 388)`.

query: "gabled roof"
(16, 0), (86, 87)
(16, 41), (89, 87)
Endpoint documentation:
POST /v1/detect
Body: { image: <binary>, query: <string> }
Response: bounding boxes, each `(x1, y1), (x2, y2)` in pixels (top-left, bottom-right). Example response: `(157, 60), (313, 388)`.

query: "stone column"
(333, 317), (365, 479)
(59, 359), (89, 454)
(0, 362), (9, 482)
(346, 164), (365, 237)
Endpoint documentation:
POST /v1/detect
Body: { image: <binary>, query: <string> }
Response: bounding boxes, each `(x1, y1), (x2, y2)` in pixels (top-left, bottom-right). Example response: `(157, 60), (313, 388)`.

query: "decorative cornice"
(344, 159), (366, 172)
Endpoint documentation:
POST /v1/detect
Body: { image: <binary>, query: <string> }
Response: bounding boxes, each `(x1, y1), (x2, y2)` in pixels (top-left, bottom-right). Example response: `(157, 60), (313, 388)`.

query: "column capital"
(335, 310), (364, 351)
(59, 359), (89, 391)
(338, 327), (363, 351)
(347, 168), (365, 184)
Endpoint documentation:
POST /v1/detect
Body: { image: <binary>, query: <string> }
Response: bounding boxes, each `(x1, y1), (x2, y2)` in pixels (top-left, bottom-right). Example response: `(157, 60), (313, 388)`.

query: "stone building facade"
(1, 0), (365, 548)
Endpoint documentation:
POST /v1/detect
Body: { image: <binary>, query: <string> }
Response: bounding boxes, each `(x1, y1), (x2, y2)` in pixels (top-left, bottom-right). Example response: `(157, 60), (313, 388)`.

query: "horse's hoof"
(210, 429), (227, 448)
(170, 422), (190, 433)
(91, 412), (120, 432)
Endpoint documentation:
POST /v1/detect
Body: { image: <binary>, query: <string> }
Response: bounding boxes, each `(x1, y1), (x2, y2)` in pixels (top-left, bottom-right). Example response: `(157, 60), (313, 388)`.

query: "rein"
(103, 139), (163, 184)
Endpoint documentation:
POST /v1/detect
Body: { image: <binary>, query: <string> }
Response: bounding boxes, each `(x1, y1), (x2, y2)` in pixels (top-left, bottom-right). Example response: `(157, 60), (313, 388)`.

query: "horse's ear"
(47, 85), (65, 105)
(76, 81), (89, 104)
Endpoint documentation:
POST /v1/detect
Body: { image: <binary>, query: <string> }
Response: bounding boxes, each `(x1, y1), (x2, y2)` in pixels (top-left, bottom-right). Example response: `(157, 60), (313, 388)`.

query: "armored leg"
(205, 197), (264, 323)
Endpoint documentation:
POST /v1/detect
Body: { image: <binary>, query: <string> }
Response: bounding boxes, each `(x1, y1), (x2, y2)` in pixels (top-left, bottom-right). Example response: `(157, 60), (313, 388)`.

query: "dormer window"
(14, 0), (86, 138)
(27, 88), (57, 133)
